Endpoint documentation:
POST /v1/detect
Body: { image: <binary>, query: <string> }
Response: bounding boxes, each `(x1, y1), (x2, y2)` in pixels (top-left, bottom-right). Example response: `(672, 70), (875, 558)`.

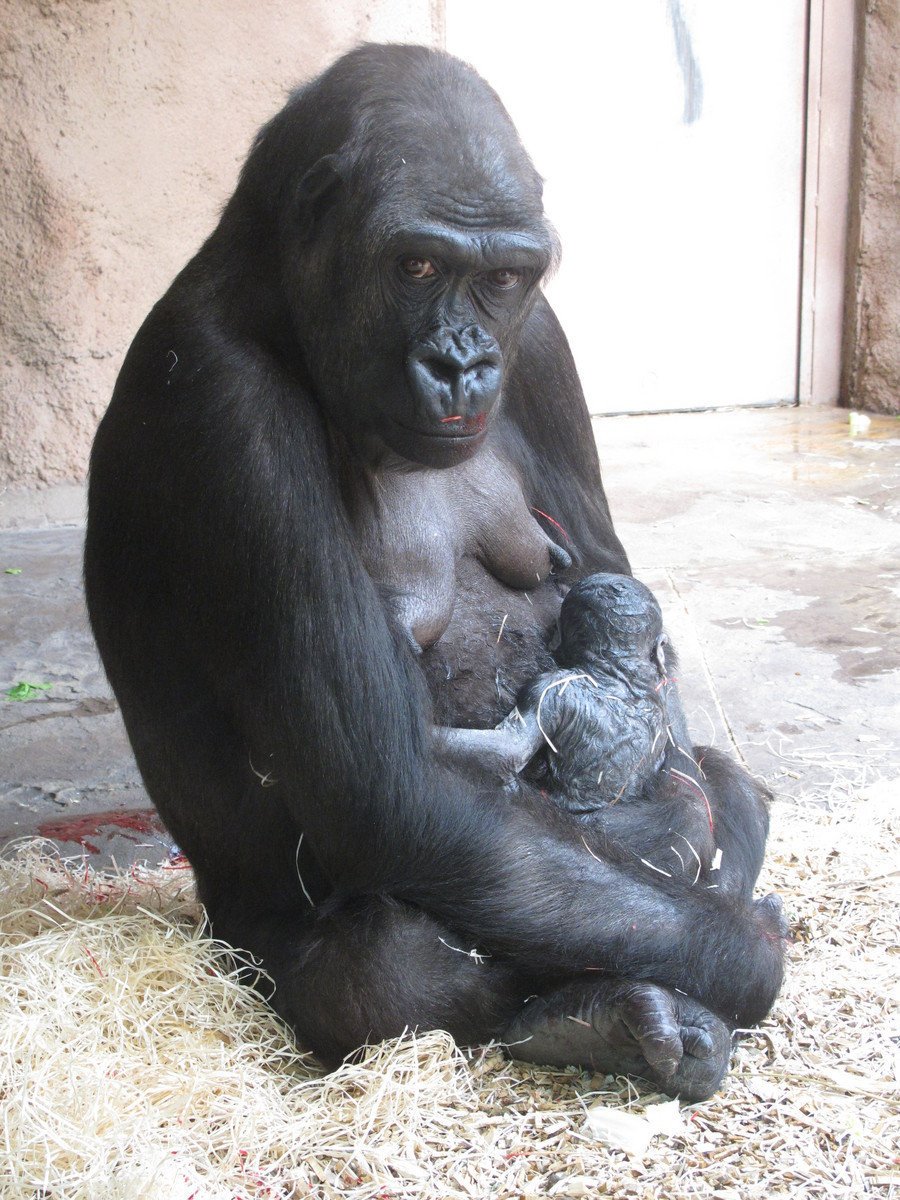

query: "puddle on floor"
(709, 558), (900, 684)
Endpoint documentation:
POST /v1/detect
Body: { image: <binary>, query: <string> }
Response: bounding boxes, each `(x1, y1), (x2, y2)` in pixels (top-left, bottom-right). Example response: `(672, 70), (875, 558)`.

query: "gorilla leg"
(698, 746), (771, 899)
(589, 744), (772, 902)
(209, 894), (525, 1068)
(498, 751), (776, 1100)
(213, 891), (732, 1100)
(701, 748), (788, 936)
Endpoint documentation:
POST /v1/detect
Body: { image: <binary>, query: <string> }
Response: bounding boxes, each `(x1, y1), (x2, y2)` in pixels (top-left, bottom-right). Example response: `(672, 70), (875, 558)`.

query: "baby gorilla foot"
(503, 978), (732, 1102)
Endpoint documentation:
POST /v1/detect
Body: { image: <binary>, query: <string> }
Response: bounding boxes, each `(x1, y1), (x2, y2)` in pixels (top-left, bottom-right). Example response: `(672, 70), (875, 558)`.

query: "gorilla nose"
(407, 325), (502, 417)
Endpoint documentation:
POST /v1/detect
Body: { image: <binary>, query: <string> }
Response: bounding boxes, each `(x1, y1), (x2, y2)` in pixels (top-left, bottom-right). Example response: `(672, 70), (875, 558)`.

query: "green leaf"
(4, 681), (52, 701)
(4, 568), (22, 575)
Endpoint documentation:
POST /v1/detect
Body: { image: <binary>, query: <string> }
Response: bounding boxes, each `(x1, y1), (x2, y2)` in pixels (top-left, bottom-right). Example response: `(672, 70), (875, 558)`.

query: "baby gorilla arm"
(432, 707), (544, 783)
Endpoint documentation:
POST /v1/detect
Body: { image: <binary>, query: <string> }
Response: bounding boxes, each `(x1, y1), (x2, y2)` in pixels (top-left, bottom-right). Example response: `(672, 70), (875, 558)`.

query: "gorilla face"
(376, 220), (553, 467)
(275, 54), (557, 468)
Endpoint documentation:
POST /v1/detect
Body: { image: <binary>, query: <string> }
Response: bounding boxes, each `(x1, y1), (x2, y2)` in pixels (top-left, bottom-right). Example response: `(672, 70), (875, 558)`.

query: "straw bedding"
(1, 775), (897, 1199)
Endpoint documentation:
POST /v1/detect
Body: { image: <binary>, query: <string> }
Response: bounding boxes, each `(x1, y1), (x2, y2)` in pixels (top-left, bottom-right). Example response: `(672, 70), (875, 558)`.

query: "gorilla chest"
(419, 557), (561, 726)
(353, 448), (563, 725)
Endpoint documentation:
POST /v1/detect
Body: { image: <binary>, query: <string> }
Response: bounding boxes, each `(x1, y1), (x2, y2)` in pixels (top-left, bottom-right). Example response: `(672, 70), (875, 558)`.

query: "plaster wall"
(843, 0), (900, 414)
(0, 0), (442, 488)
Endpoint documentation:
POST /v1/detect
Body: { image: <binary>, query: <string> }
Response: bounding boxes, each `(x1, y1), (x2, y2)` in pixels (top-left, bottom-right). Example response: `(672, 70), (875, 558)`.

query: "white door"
(446, 1), (808, 413)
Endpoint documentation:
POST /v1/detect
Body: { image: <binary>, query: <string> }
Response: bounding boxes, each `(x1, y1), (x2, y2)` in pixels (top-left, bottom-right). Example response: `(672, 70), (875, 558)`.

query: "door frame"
(437, 0), (857, 410)
(798, 0), (857, 405)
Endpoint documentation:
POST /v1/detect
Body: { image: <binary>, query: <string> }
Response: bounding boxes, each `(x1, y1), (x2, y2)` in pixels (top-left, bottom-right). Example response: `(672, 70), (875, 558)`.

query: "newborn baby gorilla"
(436, 573), (682, 813)
(435, 572), (775, 907)
(525, 573), (675, 812)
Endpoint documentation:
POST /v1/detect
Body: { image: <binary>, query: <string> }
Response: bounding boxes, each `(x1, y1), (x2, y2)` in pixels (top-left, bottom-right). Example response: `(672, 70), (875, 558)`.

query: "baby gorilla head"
(555, 573), (665, 669)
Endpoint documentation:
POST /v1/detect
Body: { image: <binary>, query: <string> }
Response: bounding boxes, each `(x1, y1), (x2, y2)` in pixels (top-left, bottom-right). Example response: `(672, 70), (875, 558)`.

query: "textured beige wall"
(843, 0), (900, 414)
(0, 0), (442, 488)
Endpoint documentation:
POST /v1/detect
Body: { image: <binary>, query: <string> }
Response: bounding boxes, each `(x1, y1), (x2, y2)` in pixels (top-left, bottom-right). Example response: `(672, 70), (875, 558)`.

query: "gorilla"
(85, 44), (785, 1102)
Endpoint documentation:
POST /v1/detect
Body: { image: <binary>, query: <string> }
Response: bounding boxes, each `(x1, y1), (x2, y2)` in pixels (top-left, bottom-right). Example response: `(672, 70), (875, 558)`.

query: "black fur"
(85, 45), (784, 1097)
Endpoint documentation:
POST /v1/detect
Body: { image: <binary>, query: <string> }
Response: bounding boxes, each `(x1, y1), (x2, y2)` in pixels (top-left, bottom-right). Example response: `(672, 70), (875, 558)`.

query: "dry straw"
(1, 773), (898, 1199)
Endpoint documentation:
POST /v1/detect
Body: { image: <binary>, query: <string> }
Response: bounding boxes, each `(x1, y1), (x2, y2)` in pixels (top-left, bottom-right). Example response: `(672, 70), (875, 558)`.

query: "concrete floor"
(603, 406), (898, 802)
(1, 405), (898, 863)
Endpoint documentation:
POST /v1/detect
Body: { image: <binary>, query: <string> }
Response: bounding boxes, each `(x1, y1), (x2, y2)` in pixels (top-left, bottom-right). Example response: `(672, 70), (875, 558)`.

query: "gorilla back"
(85, 45), (785, 1101)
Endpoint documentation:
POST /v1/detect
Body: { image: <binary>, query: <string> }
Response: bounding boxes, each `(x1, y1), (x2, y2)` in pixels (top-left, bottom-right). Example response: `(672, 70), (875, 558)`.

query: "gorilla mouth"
(438, 411), (488, 436)
(384, 412), (489, 466)
(399, 411), (488, 440)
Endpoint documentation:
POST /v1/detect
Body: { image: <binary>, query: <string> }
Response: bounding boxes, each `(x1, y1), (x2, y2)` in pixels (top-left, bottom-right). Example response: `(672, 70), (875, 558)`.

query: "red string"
(531, 506), (572, 545)
(670, 767), (715, 836)
(83, 946), (104, 977)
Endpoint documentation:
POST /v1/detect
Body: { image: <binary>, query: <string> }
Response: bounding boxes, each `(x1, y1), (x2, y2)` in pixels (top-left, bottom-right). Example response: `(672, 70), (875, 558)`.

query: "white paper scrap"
(584, 1098), (685, 1156)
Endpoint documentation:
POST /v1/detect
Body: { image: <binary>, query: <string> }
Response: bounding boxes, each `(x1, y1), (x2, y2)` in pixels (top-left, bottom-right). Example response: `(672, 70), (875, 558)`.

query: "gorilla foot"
(503, 979), (732, 1102)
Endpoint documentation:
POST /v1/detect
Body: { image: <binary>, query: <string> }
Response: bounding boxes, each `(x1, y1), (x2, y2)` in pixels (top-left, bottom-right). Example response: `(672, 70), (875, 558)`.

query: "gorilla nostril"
(422, 357), (458, 385)
(469, 360), (496, 382)
(461, 362), (501, 402)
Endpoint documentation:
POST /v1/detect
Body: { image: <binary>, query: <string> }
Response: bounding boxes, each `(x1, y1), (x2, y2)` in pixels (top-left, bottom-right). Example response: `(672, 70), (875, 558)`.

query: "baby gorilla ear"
(296, 154), (344, 240)
(654, 633), (669, 673)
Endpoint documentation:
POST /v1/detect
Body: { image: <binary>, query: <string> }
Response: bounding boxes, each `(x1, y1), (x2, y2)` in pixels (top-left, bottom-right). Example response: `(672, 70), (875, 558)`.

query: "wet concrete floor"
(1, 405), (897, 864)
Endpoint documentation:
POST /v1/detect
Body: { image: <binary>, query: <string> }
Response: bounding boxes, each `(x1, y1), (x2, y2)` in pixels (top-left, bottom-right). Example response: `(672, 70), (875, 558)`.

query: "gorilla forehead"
(383, 149), (545, 234)
(363, 106), (553, 261)
(326, 45), (547, 229)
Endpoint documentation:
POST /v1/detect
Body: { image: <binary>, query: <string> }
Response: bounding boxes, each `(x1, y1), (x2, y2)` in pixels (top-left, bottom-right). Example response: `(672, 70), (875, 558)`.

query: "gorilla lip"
(396, 411), (488, 441)
(438, 412), (489, 435)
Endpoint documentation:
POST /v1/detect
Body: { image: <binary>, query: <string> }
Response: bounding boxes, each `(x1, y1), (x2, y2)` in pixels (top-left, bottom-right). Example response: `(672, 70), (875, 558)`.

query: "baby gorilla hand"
(503, 978), (732, 1102)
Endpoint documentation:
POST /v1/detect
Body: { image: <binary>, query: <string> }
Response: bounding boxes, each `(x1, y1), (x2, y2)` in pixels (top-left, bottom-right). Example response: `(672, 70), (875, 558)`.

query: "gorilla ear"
(296, 154), (344, 240)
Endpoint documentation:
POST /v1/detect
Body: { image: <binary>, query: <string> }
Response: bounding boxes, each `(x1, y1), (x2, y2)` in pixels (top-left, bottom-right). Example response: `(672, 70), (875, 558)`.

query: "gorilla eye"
(400, 257), (436, 279)
(487, 268), (522, 289)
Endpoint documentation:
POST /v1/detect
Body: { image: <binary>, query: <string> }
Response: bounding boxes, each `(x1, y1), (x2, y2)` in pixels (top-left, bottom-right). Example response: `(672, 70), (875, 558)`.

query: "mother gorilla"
(85, 44), (784, 1100)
